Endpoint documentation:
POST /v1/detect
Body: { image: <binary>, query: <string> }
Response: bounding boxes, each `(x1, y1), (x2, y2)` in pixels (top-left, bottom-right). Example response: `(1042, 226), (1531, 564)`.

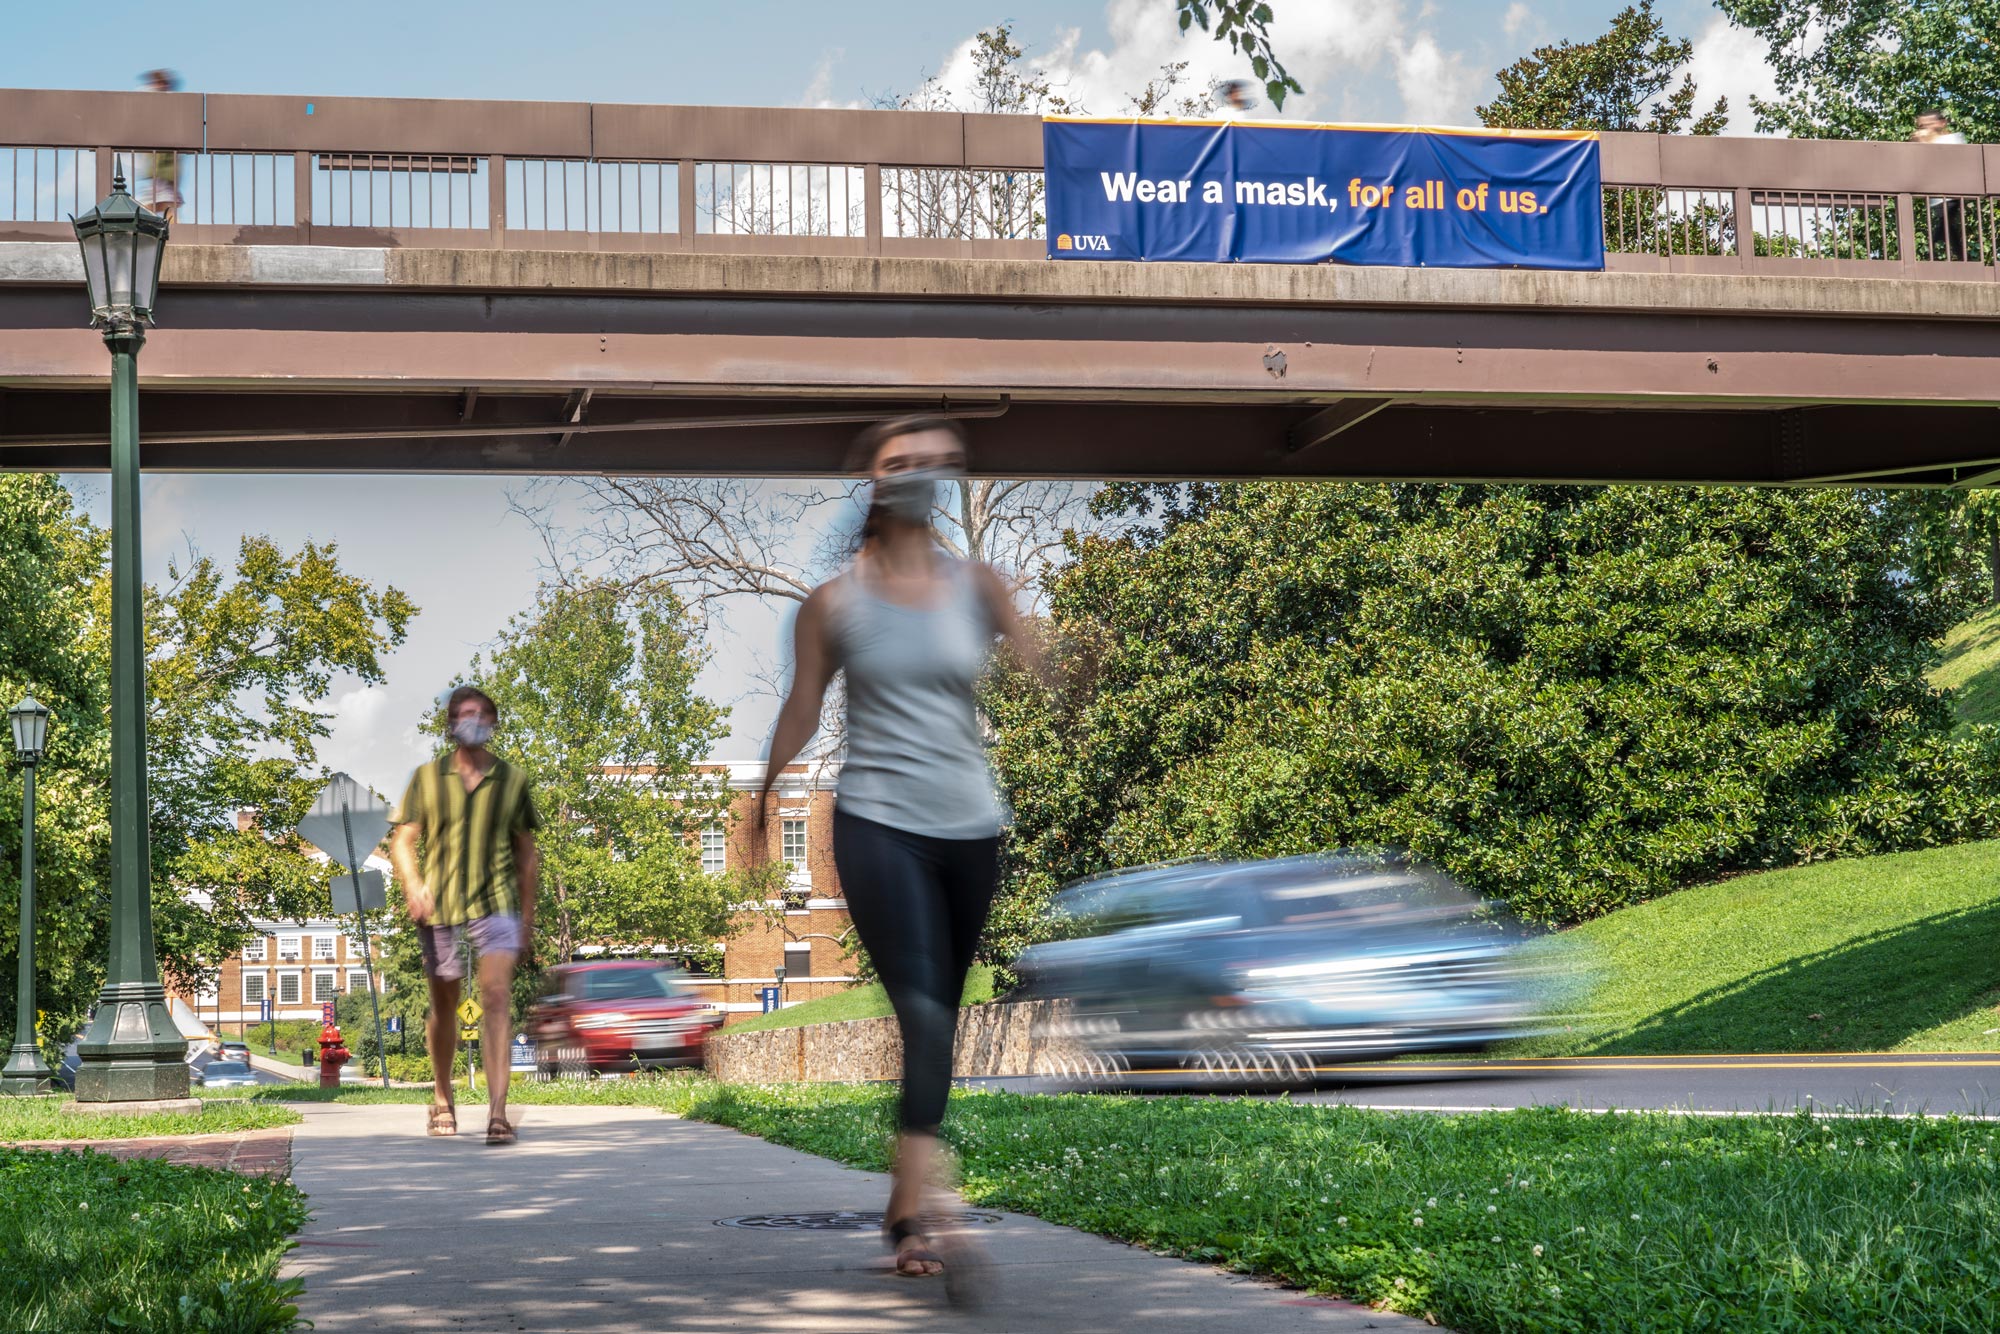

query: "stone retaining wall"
(705, 1000), (1079, 1085)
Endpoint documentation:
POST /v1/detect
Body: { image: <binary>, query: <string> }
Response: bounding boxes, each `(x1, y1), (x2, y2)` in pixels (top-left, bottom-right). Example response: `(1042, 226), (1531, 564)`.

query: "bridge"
(0, 87), (1996, 484)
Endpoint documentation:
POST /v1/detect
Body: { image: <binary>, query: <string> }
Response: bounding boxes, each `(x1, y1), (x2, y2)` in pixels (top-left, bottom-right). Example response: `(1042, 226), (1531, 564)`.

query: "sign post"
(261, 996), (274, 1055)
(459, 996), (481, 1095)
(297, 774), (394, 1089)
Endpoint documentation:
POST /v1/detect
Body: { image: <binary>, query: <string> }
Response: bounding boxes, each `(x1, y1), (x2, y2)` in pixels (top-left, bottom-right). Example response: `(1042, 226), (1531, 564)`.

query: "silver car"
(1015, 854), (1542, 1085)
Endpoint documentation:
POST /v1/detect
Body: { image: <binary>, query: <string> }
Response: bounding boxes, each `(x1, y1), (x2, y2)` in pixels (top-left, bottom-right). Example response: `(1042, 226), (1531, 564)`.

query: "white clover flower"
(1532, 1244), (1544, 1257)
(1394, 1277), (1407, 1289)
(1427, 1197), (1438, 1207)
(1574, 1226), (1585, 1234)
(1550, 1286), (1562, 1298)
(1488, 1205), (1498, 1214)
(1490, 1188), (1500, 1195)
(1630, 1213), (1641, 1221)
(1336, 1216), (1348, 1226)
(1491, 1235), (1501, 1244)
(1413, 1216), (1424, 1227)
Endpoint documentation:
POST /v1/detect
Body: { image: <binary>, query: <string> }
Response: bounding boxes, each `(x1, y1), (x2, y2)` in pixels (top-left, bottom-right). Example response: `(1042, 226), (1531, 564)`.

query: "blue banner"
(1043, 119), (1603, 270)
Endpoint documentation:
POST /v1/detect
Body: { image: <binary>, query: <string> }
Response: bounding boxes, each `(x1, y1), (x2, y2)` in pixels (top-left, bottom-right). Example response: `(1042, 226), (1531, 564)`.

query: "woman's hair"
(446, 684), (499, 724)
(849, 416), (972, 549)
(845, 415), (972, 475)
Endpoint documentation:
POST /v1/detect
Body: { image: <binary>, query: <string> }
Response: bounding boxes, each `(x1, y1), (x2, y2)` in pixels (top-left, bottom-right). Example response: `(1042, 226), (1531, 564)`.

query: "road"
(979, 1052), (2000, 1117)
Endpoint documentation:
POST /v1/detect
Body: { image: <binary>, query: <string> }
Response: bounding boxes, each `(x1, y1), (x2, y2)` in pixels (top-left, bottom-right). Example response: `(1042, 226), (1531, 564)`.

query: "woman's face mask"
(872, 465), (959, 525)
(451, 716), (495, 748)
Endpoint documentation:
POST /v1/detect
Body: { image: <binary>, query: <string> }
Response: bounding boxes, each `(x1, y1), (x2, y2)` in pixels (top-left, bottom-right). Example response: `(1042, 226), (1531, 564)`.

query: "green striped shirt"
(392, 754), (542, 926)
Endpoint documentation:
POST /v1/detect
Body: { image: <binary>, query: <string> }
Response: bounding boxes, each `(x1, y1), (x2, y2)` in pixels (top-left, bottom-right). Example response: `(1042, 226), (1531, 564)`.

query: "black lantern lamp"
(72, 170), (168, 331)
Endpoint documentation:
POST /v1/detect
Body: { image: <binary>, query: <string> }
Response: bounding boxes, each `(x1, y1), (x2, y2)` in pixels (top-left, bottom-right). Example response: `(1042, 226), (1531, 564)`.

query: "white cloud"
(798, 48), (856, 110)
(1501, 3), (1533, 40)
(1684, 14), (1781, 135)
(900, 0), (1487, 126)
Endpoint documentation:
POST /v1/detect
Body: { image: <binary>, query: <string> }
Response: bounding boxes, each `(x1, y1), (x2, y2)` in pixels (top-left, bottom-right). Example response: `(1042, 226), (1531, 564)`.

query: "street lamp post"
(69, 171), (189, 1106)
(1, 697), (53, 1095)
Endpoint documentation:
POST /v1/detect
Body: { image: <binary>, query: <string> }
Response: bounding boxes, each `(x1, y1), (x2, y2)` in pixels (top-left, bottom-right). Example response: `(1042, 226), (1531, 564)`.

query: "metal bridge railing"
(0, 89), (1991, 277)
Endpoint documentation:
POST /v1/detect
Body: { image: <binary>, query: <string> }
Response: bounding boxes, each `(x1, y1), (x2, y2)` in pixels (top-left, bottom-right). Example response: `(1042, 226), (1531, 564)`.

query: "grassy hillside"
(1932, 602), (2000, 729)
(724, 964), (996, 1035)
(1519, 840), (2000, 1055)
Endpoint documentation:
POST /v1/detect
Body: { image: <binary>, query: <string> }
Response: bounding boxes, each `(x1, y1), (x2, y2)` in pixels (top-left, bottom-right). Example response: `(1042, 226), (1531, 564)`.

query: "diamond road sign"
(297, 773), (393, 870)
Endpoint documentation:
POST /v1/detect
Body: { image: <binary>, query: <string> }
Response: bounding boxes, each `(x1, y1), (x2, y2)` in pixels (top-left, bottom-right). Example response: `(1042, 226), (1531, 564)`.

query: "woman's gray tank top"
(830, 558), (1003, 839)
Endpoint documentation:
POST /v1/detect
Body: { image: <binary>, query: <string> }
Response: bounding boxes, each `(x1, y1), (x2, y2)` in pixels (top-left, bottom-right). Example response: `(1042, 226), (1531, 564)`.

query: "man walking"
(389, 685), (541, 1145)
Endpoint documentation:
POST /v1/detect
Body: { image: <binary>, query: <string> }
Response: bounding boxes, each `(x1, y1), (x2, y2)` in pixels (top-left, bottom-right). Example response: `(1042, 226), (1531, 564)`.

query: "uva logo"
(1055, 233), (1112, 252)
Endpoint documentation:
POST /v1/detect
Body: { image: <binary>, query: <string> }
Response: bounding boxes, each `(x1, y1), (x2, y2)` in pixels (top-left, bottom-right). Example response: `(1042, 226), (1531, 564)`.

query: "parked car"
(194, 1059), (259, 1089)
(1014, 853), (1543, 1085)
(526, 961), (724, 1077)
(219, 1041), (252, 1063)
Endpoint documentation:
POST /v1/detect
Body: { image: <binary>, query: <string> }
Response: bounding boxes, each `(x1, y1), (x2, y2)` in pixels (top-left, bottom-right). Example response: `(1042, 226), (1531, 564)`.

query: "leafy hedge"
(988, 484), (2000, 935)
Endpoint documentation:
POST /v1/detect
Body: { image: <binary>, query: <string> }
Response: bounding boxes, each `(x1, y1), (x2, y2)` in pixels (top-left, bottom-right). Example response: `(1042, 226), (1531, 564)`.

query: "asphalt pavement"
(979, 1052), (2000, 1117)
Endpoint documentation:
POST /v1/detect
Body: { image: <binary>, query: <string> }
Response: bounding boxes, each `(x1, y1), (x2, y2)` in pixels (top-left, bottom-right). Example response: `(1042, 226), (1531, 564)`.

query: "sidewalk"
(285, 1101), (1436, 1333)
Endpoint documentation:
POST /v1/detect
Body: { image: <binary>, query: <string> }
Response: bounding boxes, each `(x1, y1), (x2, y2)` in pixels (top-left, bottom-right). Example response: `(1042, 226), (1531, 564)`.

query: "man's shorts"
(417, 914), (526, 981)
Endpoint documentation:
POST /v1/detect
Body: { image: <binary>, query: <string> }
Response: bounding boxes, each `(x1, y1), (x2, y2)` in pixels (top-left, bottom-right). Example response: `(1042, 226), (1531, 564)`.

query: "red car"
(527, 961), (723, 1077)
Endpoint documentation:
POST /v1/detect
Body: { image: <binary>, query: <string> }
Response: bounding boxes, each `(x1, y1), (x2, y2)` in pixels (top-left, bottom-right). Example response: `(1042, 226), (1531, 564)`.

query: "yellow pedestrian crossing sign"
(458, 997), (481, 1041)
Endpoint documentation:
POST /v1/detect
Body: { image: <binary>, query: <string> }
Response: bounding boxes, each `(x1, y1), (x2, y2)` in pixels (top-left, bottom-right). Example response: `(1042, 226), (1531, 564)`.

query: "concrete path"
(285, 1101), (1430, 1334)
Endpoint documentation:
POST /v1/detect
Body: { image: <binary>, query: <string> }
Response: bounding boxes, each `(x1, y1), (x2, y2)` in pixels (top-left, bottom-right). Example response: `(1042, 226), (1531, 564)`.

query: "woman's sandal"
(885, 1217), (944, 1278)
(425, 1101), (457, 1137)
(485, 1115), (517, 1146)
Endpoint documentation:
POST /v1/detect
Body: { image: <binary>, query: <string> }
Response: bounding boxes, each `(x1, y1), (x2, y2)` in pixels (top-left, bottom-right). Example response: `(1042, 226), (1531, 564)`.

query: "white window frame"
(276, 971), (302, 1006)
(311, 934), (336, 961)
(277, 933), (301, 962)
(242, 936), (267, 963)
(346, 968), (370, 994)
(700, 825), (727, 875)
(311, 969), (339, 1004)
(241, 971), (267, 1005)
(780, 818), (808, 865)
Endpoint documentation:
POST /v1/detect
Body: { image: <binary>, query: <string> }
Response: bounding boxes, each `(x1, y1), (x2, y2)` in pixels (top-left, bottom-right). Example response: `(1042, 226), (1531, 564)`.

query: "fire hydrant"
(317, 1021), (351, 1089)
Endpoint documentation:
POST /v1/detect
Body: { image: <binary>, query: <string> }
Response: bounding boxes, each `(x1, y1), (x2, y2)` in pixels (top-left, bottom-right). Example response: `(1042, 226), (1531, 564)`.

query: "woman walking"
(759, 415), (1044, 1290)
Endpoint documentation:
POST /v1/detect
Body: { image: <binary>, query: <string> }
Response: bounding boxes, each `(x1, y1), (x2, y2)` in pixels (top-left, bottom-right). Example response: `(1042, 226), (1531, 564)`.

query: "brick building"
(664, 759), (858, 1021)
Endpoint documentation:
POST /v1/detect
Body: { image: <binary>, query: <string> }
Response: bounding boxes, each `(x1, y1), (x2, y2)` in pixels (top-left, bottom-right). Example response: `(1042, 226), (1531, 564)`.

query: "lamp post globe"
(2, 697), (54, 1095)
(68, 175), (191, 1108)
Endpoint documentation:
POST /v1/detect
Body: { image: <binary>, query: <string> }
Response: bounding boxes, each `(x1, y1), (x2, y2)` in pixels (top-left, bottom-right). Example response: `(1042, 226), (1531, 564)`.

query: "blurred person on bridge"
(1912, 109), (1969, 260)
(138, 69), (183, 221)
(390, 685), (542, 1147)
(760, 415), (1046, 1291)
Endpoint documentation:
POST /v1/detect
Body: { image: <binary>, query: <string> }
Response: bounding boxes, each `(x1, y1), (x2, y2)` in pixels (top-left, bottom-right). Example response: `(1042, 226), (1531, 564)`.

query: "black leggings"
(833, 809), (1000, 1132)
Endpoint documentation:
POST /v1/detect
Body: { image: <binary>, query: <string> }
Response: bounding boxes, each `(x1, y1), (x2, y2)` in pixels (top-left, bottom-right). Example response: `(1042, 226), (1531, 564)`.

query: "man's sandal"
(426, 1101), (457, 1137)
(485, 1115), (517, 1146)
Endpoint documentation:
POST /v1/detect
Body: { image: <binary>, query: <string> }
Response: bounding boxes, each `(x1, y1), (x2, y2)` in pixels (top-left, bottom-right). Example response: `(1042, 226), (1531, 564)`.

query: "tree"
(0, 477), (416, 1051)
(1717, 0), (1999, 143)
(1178, 0), (1303, 110)
(984, 482), (2000, 955)
(455, 581), (736, 966)
(1478, 1), (1727, 133)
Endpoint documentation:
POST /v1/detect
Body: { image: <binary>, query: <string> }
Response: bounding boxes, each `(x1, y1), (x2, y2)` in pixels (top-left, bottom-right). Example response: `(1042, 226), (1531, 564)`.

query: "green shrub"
(989, 484), (2000, 931)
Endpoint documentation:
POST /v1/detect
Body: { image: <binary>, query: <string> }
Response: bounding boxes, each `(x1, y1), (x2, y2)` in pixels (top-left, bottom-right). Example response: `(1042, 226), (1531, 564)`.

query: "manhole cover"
(715, 1209), (1000, 1231)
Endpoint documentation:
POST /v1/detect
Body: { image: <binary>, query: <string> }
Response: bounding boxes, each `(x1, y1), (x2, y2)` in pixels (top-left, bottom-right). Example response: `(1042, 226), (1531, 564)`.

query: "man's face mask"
(872, 465), (960, 525)
(451, 717), (495, 748)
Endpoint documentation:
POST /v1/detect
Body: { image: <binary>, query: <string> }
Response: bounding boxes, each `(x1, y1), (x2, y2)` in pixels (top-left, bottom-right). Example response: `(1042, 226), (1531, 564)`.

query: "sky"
(14, 0), (1784, 800)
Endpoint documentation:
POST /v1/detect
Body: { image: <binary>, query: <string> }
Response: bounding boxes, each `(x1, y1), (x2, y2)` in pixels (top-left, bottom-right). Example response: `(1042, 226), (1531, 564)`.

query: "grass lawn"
(0, 1097), (299, 1141)
(672, 1080), (2000, 1334)
(0, 1145), (308, 1332)
(1932, 602), (2000, 730)
(724, 963), (996, 1035)
(1513, 839), (2000, 1056)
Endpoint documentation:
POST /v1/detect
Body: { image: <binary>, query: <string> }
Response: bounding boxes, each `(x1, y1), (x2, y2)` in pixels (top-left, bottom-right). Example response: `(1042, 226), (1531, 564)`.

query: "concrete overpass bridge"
(0, 88), (1996, 485)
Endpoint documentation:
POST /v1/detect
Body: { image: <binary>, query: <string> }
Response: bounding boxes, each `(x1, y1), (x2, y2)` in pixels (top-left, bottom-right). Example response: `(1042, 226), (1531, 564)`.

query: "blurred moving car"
(219, 1041), (252, 1063)
(526, 961), (723, 1078)
(1014, 854), (1542, 1085)
(193, 1059), (259, 1089)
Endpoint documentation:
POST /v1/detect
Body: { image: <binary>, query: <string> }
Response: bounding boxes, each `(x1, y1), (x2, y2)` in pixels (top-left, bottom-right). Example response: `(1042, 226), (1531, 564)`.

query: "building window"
(345, 935), (366, 960)
(312, 971), (338, 1003)
(243, 936), (267, 963)
(783, 941), (813, 977)
(781, 819), (807, 866)
(312, 934), (335, 960)
(700, 826), (727, 875)
(347, 969), (370, 993)
(242, 972), (267, 1005)
(277, 934), (301, 962)
(277, 972), (302, 1006)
